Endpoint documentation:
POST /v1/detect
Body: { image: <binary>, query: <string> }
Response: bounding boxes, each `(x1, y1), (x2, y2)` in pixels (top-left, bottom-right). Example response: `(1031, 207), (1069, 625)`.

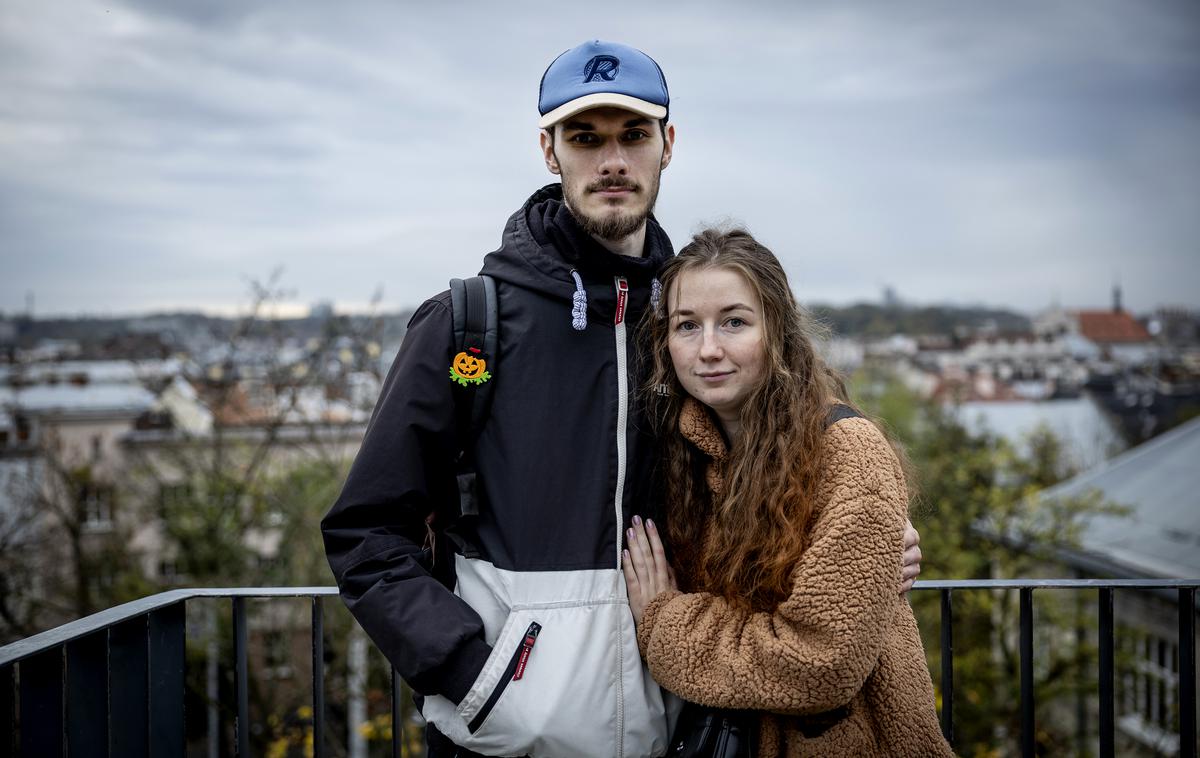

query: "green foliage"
(257, 459), (348, 586)
(811, 302), (1030, 339)
(852, 367), (1129, 757)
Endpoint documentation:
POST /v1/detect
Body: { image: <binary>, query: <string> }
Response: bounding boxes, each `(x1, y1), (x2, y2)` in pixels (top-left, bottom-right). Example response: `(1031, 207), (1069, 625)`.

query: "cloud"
(2, 0), (1198, 316)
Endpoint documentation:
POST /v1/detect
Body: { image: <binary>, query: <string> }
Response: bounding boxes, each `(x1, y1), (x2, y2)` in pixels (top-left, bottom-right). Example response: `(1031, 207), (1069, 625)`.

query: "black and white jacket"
(322, 185), (675, 757)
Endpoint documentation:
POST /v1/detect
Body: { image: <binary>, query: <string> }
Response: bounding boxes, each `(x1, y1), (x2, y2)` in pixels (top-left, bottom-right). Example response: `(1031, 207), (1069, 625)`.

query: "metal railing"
(1, 580), (1197, 757)
(919, 579), (1198, 758)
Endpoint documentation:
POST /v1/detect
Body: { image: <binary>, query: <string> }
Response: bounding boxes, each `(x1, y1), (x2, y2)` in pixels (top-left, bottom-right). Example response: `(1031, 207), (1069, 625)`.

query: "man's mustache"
(587, 178), (640, 193)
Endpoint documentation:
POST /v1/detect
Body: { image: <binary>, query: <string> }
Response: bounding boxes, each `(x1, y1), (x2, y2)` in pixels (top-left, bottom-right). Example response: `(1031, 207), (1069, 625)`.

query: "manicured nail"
(627, 528), (635, 541)
(646, 519), (656, 530)
(632, 515), (642, 526)
(623, 549), (630, 561)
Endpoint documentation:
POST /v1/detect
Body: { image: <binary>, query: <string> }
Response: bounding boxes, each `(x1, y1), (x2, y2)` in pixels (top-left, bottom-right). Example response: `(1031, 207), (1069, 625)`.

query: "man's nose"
(597, 143), (629, 175)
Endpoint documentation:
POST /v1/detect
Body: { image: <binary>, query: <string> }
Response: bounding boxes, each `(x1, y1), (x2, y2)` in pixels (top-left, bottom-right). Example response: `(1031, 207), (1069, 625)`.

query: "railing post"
(1020, 588), (1034, 758)
(148, 602), (185, 757)
(392, 667), (402, 758)
(312, 596), (325, 758)
(66, 630), (108, 758)
(1098, 588), (1114, 758)
(1181, 587), (1196, 758)
(233, 596), (250, 758)
(940, 588), (954, 745)
(20, 648), (64, 758)
(109, 616), (149, 758)
(1, 663), (14, 756)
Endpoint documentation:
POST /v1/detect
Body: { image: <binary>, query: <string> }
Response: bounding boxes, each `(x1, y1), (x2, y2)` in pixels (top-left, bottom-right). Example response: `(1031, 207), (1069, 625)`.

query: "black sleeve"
(321, 295), (491, 704)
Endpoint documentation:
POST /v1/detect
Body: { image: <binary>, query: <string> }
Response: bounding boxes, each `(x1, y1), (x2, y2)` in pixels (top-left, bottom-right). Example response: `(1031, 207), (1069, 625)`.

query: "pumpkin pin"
(449, 347), (492, 387)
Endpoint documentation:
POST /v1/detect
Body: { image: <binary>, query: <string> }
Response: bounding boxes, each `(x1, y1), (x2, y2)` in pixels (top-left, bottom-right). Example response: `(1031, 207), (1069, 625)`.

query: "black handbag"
(668, 701), (759, 758)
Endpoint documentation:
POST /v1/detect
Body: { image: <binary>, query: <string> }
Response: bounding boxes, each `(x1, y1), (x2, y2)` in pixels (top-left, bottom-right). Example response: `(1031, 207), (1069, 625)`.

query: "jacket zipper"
(613, 275), (629, 569)
(613, 275), (629, 757)
(512, 623), (541, 680)
(467, 621), (542, 734)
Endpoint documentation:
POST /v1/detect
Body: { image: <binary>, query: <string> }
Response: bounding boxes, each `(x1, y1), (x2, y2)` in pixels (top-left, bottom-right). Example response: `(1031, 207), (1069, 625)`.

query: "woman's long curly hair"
(643, 227), (852, 610)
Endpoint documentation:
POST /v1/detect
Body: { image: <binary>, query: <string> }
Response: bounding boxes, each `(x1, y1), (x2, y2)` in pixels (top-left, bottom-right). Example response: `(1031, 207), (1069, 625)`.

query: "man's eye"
(569, 133), (599, 145)
(622, 130), (649, 142)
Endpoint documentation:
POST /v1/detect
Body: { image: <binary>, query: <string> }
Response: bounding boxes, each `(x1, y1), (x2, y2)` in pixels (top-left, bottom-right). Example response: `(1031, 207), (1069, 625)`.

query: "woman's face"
(667, 266), (766, 426)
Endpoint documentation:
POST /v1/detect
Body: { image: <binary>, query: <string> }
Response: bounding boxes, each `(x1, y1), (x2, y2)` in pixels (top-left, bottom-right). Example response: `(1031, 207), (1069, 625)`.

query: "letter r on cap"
(583, 55), (620, 82)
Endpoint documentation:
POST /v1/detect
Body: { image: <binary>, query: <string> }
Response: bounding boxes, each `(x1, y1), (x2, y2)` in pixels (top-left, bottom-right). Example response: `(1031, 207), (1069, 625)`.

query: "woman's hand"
(622, 515), (677, 625)
(900, 519), (922, 594)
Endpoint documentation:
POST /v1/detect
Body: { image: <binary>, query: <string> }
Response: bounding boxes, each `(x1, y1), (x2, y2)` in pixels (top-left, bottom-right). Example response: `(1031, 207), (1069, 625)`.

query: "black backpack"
(430, 275), (498, 572)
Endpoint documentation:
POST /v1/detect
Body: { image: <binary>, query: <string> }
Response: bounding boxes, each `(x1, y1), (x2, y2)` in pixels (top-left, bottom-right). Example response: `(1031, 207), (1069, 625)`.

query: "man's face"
(540, 107), (675, 241)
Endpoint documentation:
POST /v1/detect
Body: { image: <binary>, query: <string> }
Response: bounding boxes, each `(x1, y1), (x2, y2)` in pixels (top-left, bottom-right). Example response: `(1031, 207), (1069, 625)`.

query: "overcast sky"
(2, 0), (1198, 317)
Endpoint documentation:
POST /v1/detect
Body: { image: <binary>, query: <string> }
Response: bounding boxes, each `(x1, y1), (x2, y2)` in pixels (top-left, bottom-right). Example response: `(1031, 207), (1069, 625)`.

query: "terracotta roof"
(1075, 310), (1151, 343)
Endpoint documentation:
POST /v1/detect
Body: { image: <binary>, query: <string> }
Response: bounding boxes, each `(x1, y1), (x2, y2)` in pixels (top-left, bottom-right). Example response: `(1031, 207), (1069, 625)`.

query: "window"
(158, 482), (192, 520)
(262, 629), (293, 679)
(158, 559), (181, 582)
(1117, 625), (1180, 751)
(80, 483), (114, 532)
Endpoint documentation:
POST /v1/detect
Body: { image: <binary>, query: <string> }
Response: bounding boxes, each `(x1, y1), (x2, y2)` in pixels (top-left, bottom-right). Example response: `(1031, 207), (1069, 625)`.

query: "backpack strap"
(450, 275), (499, 446)
(444, 275), (498, 558)
(825, 403), (862, 428)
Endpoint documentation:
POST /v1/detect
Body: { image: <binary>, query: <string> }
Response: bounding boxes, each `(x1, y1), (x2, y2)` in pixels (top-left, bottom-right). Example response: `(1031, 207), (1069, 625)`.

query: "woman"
(623, 228), (952, 756)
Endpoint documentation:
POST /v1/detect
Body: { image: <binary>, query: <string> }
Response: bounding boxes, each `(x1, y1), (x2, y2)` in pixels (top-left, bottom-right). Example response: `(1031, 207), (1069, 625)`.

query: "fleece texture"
(638, 399), (954, 757)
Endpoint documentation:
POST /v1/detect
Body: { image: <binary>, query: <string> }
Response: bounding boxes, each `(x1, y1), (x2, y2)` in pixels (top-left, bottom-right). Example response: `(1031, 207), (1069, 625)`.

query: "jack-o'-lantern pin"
(449, 347), (492, 387)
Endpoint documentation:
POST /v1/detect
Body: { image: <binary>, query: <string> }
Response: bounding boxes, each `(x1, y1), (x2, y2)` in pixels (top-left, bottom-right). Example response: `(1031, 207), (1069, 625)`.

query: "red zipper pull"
(614, 277), (629, 325)
(512, 622), (542, 680)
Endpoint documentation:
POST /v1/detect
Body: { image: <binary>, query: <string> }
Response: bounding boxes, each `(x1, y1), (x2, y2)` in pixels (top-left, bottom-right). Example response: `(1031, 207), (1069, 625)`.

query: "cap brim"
(538, 93), (667, 129)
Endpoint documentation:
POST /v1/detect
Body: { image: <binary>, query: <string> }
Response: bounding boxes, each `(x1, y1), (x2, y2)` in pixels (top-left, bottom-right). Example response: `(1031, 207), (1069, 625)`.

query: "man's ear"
(659, 122), (675, 171)
(540, 129), (560, 175)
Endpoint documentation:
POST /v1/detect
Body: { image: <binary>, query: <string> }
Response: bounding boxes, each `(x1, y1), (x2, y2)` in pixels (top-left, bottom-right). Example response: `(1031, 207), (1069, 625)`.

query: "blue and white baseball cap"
(538, 40), (669, 129)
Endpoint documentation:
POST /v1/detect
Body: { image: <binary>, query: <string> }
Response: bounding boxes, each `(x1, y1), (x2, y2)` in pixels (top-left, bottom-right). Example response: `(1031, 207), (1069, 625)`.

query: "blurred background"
(2, 1), (1198, 756)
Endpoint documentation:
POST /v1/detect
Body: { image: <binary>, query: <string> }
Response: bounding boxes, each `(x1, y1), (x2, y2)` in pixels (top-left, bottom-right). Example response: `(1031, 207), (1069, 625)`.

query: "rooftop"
(1075, 310), (1152, 344)
(1, 384), (156, 417)
(1035, 414), (1200, 577)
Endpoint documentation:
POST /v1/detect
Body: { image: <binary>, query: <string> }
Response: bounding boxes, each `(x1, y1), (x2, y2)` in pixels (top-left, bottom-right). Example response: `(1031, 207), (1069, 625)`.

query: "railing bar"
(915, 579), (1200, 590)
(66, 631), (108, 758)
(108, 617), (149, 758)
(312, 596), (325, 758)
(1021, 587), (1034, 758)
(20, 647), (65, 758)
(1, 664), (15, 757)
(940, 588), (954, 745)
(0, 587), (340, 668)
(398, 662), (408, 758)
(7, 582), (1198, 667)
(233, 596), (250, 758)
(1099, 587), (1114, 758)
(1181, 587), (1196, 758)
(148, 602), (186, 757)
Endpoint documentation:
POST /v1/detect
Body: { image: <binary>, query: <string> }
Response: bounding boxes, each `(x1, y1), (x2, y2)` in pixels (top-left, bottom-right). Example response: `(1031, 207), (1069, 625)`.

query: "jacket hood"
(479, 184), (673, 314)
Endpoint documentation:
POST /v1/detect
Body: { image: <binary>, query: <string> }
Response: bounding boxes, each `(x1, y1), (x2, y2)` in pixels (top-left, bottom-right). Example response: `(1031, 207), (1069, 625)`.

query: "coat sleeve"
(321, 295), (491, 705)
(636, 417), (908, 714)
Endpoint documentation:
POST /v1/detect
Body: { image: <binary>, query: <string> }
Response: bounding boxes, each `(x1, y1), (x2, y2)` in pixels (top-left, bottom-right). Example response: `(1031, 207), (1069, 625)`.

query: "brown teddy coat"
(637, 399), (954, 757)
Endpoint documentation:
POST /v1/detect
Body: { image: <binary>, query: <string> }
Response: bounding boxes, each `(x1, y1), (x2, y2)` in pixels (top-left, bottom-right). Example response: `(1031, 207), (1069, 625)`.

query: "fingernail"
(627, 528), (635, 540)
(647, 519), (656, 530)
(632, 515), (642, 526)
(623, 549), (630, 561)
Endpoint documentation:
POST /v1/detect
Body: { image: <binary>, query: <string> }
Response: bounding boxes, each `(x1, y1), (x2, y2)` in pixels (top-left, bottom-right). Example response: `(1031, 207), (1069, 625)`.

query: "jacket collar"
(679, 397), (729, 498)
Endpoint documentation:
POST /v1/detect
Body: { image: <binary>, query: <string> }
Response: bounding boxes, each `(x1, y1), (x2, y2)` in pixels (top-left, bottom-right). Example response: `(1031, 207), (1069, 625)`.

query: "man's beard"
(563, 171), (661, 241)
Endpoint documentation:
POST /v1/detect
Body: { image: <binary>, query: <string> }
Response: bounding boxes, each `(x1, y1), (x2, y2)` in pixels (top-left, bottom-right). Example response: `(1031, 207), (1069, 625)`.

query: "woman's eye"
(676, 321), (698, 332)
(726, 318), (745, 329)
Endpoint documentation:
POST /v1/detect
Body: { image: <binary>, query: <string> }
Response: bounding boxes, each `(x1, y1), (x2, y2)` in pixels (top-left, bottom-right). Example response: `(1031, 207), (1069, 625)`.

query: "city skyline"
(2, 0), (1199, 317)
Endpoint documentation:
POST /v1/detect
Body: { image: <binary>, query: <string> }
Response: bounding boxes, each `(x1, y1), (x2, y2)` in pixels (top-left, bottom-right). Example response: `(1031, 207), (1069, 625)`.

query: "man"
(322, 40), (921, 758)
